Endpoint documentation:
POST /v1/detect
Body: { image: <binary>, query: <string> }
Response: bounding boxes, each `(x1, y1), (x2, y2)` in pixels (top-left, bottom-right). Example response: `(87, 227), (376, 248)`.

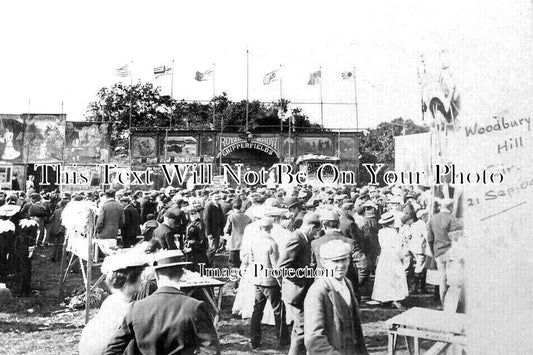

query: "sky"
(0, 0), (532, 129)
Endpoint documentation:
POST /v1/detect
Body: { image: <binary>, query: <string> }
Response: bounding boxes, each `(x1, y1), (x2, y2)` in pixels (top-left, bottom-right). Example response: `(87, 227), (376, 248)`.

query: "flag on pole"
(263, 69), (279, 85)
(154, 65), (172, 79)
(195, 69), (214, 81)
(341, 71), (353, 80)
(115, 64), (131, 77)
(307, 70), (321, 85)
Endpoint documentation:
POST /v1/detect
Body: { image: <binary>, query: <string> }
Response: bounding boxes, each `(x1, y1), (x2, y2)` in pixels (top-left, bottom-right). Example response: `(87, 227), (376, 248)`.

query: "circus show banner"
(0, 114), (25, 164)
(64, 122), (111, 164)
(159, 134), (200, 163)
(23, 114), (66, 163)
(217, 133), (280, 158)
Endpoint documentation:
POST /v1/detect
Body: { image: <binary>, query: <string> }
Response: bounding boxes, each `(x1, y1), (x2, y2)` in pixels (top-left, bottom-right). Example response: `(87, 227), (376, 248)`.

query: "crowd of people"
(0, 180), (465, 354)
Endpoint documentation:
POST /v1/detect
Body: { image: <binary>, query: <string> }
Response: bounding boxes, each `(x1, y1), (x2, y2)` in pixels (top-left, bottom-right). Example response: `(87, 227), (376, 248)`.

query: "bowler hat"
(303, 212), (321, 225)
(164, 210), (179, 219)
(285, 197), (302, 209)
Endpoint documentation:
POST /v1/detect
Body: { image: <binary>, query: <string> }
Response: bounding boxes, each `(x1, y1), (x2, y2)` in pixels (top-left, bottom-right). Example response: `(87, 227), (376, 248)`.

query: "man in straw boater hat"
(304, 239), (368, 355)
(104, 249), (220, 354)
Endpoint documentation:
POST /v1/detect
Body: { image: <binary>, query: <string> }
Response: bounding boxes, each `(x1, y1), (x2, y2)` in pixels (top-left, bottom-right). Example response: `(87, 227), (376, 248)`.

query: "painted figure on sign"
(0, 128), (20, 160)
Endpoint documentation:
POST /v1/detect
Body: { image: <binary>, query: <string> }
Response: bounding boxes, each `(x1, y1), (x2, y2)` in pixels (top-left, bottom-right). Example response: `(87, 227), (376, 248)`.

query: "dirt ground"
(0, 247), (440, 355)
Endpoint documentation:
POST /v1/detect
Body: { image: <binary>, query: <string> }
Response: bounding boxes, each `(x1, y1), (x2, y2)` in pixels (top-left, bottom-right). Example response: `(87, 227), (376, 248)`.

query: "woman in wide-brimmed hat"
(79, 252), (148, 355)
(371, 212), (408, 309)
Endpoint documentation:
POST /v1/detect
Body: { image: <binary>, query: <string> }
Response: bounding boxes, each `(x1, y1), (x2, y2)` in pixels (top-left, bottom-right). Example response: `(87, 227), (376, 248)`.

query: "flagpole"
(245, 48), (249, 131)
(279, 64), (283, 133)
(61, 100), (64, 115)
(219, 114), (223, 175)
(164, 128), (168, 163)
(288, 114), (291, 159)
(212, 63), (216, 128)
(170, 60), (175, 129)
(129, 61), (133, 169)
(171, 60), (175, 99)
(319, 66), (324, 127)
(353, 65), (359, 130)
(337, 130), (341, 157)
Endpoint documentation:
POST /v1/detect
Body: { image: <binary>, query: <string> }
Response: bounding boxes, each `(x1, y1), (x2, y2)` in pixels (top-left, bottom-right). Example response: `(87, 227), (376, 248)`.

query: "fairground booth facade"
(0, 114), (359, 191)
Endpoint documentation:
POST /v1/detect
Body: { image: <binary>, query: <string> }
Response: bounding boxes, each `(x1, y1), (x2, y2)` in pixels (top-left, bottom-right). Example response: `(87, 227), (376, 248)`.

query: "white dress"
(78, 293), (131, 355)
(371, 227), (409, 302)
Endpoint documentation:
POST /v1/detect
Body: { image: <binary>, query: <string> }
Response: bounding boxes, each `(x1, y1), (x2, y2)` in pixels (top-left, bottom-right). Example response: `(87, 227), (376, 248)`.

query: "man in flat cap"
(304, 240), (368, 355)
(278, 212), (321, 355)
(312, 211), (361, 302)
(150, 210), (179, 250)
(120, 196), (141, 248)
(104, 250), (220, 354)
(183, 205), (208, 272)
(203, 192), (225, 265)
(339, 203), (370, 294)
(285, 197), (305, 232)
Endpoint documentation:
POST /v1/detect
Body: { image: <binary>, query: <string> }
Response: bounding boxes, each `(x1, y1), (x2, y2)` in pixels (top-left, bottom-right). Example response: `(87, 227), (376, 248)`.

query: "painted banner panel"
(64, 121), (111, 163)
(0, 114), (25, 163)
(132, 135), (158, 166)
(160, 135), (199, 163)
(296, 135), (334, 156)
(23, 114), (66, 163)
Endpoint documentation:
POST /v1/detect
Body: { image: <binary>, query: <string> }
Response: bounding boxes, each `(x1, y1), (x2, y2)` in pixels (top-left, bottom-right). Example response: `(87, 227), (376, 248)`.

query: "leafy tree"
(358, 117), (429, 185)
(85, 83), (321, 140)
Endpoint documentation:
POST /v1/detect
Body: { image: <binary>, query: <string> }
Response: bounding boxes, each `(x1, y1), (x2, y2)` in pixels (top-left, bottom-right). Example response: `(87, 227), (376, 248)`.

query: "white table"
(386, 307), (466, 355)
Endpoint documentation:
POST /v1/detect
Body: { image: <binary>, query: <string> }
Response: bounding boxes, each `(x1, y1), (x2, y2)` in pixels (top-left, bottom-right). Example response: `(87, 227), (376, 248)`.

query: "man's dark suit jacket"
(140, 198), (157, 223)
(151, 223), (178, 250)
(311, 230), (360, 299)
(104, 286), (220, 355)
(165, 205), (188, 235)
(427, 210), (454, 258)
(203, 202), (224, 238)
(339, 212), (364, 252)
(339, 212), (370, 282)
(304, 277), (368, 355)
(278, 229), (314, 307)
(96, 199), (125, 240)
(122, 203), (141, 238)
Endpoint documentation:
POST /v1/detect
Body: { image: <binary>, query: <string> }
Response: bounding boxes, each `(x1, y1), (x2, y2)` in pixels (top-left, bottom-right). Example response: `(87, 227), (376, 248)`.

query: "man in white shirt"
(409, 209), (430, 294)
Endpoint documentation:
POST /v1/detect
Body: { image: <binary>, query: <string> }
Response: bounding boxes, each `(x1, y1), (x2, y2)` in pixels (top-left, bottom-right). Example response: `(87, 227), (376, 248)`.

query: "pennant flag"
(263, 69), (279, 85)
(154, 65), (172, 79)
(115, 64), (131, 77)
(195, 69), (214, 81)
(341, 71), (353, 80)
(307, 70), (321, 85)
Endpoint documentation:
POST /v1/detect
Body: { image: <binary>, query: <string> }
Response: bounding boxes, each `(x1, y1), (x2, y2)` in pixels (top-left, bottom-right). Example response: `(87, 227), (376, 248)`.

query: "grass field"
(0, 247), (440, 354)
